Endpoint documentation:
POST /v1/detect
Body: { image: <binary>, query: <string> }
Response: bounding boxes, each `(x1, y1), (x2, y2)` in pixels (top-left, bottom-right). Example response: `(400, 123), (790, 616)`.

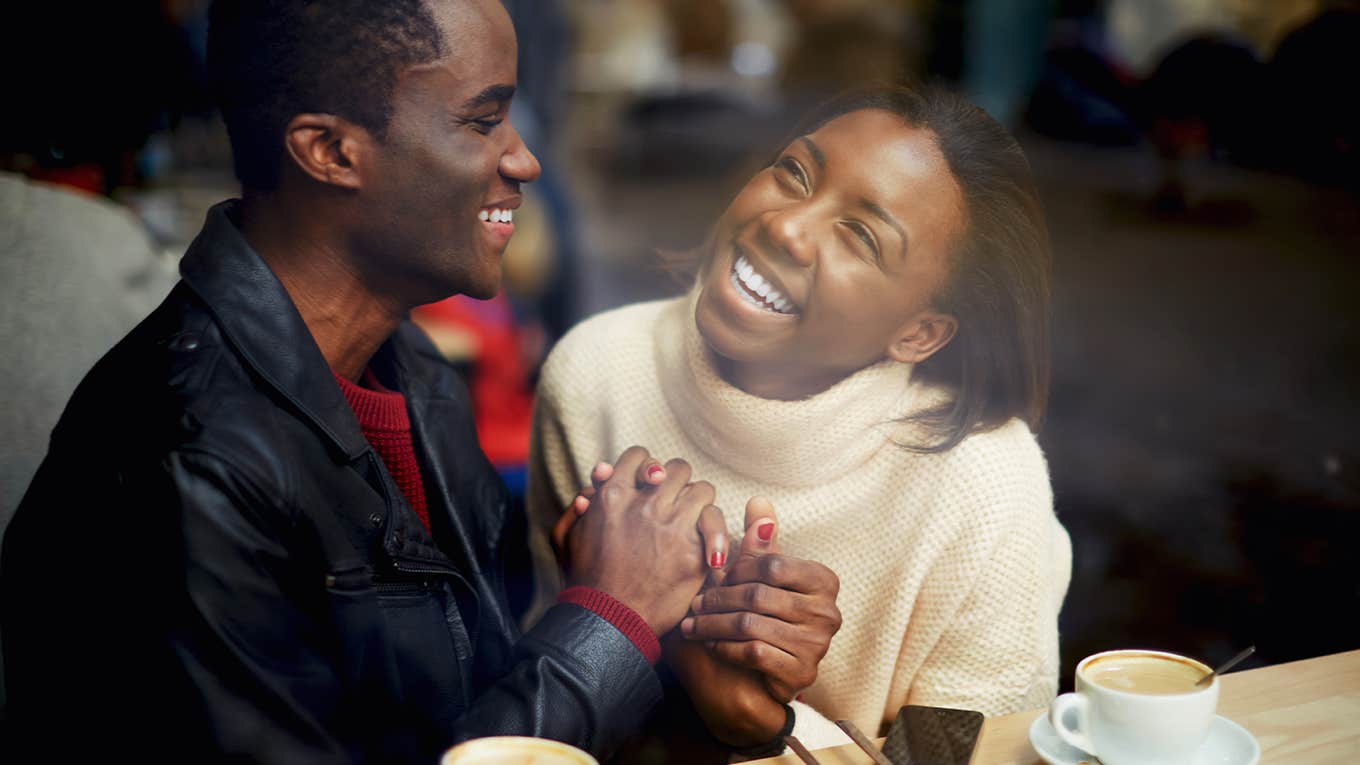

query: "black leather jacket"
(1, 202), (661, 763)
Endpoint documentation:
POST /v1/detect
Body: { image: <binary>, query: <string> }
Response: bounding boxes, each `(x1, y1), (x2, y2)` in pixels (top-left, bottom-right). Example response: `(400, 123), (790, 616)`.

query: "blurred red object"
(26, 165), (106, 196)
(412, 293), (535, 469)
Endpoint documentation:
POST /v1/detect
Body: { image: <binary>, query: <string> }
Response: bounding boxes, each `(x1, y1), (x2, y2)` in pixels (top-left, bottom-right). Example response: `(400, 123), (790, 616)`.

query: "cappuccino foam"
(1085, 654), (1208, 695)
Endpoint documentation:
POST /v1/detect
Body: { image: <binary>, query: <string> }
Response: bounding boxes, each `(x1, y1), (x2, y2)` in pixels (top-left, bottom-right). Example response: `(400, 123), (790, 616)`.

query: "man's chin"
(459, 271), (502, 301)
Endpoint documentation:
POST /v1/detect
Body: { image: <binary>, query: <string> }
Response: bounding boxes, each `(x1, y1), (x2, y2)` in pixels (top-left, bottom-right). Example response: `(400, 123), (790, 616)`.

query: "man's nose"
(760, 204), (816, 267)
(501, 122), (542, 184)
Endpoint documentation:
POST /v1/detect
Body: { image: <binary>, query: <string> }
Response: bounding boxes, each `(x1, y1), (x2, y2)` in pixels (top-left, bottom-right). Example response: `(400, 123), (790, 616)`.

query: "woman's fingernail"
(710, 551), (726, 568)
(647, 464), (664, 480)
(680, 617), (695, 635)
(756, 521), (775, 542)
(572, 495), (589, 513)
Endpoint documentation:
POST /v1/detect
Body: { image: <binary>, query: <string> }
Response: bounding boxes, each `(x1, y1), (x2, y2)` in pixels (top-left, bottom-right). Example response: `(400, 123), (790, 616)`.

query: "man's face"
(356, 0), (540, 303)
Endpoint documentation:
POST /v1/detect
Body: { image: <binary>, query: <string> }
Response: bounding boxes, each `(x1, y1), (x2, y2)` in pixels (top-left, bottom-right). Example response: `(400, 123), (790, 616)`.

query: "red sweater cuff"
(556, 586), (661, 665)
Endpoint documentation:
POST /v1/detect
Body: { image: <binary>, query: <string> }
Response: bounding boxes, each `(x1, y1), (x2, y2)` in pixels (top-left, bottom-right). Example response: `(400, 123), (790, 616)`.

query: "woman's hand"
(680, 497), (842, 702)
(663, 628), (789, 746)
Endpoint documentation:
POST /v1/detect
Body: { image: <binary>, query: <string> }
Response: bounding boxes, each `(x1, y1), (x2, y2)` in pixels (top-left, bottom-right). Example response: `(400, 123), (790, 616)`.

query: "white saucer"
(1028, 712), (1259, 765)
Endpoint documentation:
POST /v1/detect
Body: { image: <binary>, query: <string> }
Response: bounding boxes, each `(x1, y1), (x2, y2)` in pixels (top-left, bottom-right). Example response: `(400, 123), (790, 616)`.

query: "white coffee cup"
(441, 736), (599, 765)
(1049, 649), (1219, 765)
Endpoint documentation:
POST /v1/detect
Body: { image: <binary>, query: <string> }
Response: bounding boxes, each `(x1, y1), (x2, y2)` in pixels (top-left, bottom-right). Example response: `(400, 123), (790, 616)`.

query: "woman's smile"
(729, 247), (799, 316)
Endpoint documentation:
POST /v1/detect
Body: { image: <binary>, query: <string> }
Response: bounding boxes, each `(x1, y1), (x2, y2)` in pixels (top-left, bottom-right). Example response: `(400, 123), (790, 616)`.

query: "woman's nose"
(760, 205), (817, 267)
(500, 122), (542, 184)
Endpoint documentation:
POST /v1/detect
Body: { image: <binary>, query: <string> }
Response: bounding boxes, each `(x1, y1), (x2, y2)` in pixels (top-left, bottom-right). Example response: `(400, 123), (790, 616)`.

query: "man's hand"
(564, 446), (721, 636)
(680, 497), (842, 701)
(554, 459), (730, 580)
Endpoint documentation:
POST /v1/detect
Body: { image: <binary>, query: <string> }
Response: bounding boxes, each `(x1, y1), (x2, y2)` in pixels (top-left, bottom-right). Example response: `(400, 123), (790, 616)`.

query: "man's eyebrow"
(797, 136), (826, 170)
(863, 198), (908, 260)
(461, 84), (516, 109)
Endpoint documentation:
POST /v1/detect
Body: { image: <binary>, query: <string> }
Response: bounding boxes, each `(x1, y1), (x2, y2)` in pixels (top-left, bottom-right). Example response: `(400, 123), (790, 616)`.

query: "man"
(2, 1), (721, 761)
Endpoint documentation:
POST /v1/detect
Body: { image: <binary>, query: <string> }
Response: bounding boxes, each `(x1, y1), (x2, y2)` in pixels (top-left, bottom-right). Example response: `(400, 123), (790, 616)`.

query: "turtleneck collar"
(655, 286), (933, 487)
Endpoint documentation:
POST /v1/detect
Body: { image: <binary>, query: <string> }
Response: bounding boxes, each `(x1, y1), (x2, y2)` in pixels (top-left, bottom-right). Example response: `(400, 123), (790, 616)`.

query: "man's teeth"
(732, 254), (795, 314)
(478, 208), (514, 223)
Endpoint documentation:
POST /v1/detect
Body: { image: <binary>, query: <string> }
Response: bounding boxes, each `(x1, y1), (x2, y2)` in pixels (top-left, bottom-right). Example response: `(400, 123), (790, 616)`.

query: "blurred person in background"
(531, 85), (1070, 754)
(0, 1), (212, 195)
(0, 172), (178, 714)
(0, 1), (199, 710)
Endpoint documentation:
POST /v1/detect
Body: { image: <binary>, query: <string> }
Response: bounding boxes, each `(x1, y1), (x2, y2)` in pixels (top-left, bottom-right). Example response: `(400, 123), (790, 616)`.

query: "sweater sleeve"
(905, 434), (1073, 717)
(787, 699), (852, 752)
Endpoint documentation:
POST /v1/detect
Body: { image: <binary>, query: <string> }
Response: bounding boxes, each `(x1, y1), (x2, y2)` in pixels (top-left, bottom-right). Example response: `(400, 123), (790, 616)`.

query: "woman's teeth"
(732, 254), (796, 314)
(478, 208), (514, 223)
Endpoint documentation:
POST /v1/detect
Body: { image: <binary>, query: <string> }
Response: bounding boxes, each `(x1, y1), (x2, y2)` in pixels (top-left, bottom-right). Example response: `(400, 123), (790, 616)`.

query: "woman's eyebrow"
(797, 136), (826, 170)
(862, 198), (908, 259)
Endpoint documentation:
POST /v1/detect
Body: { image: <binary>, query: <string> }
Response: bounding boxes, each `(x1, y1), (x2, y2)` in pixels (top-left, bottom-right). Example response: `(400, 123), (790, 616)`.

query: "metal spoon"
(1196, 645), (1256, 687)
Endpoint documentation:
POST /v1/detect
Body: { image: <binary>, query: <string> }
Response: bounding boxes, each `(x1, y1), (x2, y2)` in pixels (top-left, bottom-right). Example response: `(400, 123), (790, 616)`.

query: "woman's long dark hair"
(791, 85), (1052, 452)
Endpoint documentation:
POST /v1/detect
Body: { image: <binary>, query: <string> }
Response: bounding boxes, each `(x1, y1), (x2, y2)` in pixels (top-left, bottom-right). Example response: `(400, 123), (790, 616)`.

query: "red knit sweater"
(332, 370), (658, 664)
(334, 371), (431, 533)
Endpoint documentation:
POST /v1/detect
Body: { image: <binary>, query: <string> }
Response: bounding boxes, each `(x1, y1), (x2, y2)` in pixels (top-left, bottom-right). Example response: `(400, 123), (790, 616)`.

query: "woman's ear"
(282, 113), (369, 190)
(887, 312), (958, 364)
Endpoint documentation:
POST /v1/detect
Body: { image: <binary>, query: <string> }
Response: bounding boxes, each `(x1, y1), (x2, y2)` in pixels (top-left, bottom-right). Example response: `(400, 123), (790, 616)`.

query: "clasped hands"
(552, 446), (842, 746)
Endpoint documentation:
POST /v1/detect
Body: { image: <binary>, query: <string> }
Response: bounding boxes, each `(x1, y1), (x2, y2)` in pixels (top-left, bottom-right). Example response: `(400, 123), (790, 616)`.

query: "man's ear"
(282, 113), (370, 190)
(887, 312), (958, 364)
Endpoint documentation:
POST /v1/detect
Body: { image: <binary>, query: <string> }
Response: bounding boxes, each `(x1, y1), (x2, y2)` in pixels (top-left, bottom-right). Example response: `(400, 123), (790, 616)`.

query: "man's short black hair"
(208, 0), (446, 190)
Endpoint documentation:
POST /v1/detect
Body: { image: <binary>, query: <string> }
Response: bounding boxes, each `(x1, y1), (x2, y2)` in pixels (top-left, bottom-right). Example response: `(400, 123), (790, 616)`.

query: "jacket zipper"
(373, 577), (426, 590)
(393, 560), (456, 577)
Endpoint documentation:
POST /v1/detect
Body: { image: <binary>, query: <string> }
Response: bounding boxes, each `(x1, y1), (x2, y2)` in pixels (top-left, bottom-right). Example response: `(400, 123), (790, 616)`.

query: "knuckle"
(798, 667), (818, 688)
(735, 611), (758, 637)
(824, 567), (841, 595)
(744, 585), (763, 610)
(760, 555), (784, 581)
(743, 641), (764, 665)
(638, 494), (660, 516)
(756, 585), (782, 614)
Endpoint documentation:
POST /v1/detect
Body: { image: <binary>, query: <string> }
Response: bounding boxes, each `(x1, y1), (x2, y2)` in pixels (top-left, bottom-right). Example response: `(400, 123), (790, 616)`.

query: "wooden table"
(750, 649), (1360, 765)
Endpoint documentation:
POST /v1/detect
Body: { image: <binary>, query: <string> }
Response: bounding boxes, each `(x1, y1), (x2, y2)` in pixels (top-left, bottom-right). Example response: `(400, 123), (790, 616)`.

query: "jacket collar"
(178, 200), (371, 462)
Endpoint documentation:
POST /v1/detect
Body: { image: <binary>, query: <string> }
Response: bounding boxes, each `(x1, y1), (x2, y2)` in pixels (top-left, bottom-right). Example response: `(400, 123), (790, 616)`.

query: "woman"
(527, 85), (1072, 751)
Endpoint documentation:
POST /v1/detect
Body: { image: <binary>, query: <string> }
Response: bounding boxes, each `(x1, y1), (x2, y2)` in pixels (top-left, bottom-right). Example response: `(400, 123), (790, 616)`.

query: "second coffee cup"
(1048, 649), (1218, 765)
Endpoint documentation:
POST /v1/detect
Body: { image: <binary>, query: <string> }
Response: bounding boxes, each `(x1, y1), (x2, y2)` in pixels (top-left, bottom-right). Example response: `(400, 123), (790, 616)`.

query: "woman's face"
(695, 109), (965, 399)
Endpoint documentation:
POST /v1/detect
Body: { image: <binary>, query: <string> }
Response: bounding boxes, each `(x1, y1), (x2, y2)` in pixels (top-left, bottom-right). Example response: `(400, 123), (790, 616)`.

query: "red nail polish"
(710, 551), (726, 568)
(647, 464), (663, 479)
(756, 522), (774, 542)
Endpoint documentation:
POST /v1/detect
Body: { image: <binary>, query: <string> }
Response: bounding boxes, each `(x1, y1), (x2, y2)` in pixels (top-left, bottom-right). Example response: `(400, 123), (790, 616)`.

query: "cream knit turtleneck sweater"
(526, 292), (1071, 751)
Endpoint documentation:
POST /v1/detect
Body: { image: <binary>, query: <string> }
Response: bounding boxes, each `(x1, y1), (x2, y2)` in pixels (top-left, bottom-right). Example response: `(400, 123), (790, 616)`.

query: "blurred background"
(2, 0), (1358, 714)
